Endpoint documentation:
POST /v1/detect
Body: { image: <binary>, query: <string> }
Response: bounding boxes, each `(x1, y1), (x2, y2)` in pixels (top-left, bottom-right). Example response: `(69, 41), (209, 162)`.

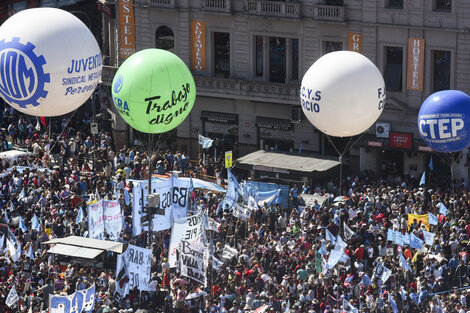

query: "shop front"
(256, 117), (294, 152)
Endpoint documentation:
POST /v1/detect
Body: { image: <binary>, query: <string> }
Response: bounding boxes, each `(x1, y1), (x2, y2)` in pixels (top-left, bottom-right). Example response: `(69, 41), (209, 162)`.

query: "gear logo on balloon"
(0, 37), (50, 108)
(113, 74), (123, 94)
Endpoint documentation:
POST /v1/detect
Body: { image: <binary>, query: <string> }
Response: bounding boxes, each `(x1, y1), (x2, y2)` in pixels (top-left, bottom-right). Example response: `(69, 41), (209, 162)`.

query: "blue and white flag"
(124, 189), (130, 206)
(32, 213), (41, 232)
(49, 284), (95, 313)
(374, 264), (392, 283)
(198, 134), (214, 149)
(387, 229), (396, 242)
(395, 232), (404, 247)
(4, 210), (8, 223)
(439, 203), (447, 217)
(76, 207), (84, 224)
(389, 294), (399, 313)
(342, 298), (358, 313)
(361, 274), (371, 288)
(339, 251), (350, 263)
(28, 245), (34, 260)
(217, 169), (240, 215)
(420, 171), (425, 186)
(8, 228), (16, 244)
(400, 286), (407, 301)
(429, 156), (434, 171)
(18, 216), (27, 232)
(399, 253), (411, 271)
(318, 243), (327, 256)
(428, 212), (438, 226)
(334, 235), (348, 250)
(403, 232), (410, 246)
(325, 228), (336, 244)
(410, 292), (419, 305)
(327, 249), (342, 269)
(410, 233), (424, 250)
(422, 230), (435, 246)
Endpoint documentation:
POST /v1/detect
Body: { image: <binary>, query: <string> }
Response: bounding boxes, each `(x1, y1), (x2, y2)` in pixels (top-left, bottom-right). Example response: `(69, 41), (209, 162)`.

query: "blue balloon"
(418, 90), (470, 152)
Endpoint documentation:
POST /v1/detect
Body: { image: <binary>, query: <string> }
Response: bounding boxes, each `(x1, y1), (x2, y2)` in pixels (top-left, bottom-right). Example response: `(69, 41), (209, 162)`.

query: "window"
(269, 37), (286, 83)
(434, 0), (451, 11)
(324, 41), (343, 54)
(255, 35), (263, 77)
(387, 0), (403, 9)
(214, 32), (230, 77)
(433, 50), (451, 92)
(384, 47), (403, 92)
(292, 39), (299, 81)
(155, 26), (174, 52)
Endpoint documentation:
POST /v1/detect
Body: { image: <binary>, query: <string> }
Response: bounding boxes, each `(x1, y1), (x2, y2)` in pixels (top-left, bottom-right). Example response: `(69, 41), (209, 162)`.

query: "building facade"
(100, 0), (470, 182)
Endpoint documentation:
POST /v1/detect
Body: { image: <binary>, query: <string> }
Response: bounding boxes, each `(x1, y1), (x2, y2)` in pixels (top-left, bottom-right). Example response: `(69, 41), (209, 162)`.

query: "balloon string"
(326, 131), (367, 158)
(49, 109), (78, 155)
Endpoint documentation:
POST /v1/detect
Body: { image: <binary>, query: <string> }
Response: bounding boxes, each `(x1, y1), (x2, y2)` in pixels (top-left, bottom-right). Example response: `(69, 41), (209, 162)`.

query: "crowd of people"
(0, 97), (469, 313)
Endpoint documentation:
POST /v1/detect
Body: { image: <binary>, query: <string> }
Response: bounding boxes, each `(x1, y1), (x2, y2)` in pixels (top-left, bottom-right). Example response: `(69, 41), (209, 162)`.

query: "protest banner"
(222, 244), (238, 262)
(132, 176), (190, 235)
(179, 240), (206, 284)
(232, 203), (251, 221)
(49, 284), (95, 313)
(408, 213), (430, 230)
(103, 200), (123, 240)
(115, 245), (152, 297)
(168, 211), (204, 267)
(88, 200), (105, 239)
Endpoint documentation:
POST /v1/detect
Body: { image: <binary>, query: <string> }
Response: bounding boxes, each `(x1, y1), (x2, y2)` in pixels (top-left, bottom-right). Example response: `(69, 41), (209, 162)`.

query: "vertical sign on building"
(119, 0), (136, 59)
(406, 38), (425, 91)
(347, 32), (362, 53)
(191, 21), (206, 71)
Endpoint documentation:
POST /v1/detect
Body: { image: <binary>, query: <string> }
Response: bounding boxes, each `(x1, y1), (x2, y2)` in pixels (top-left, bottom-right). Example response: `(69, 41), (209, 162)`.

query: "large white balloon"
(301, 51), (385, 137)
(0, 8), (102, 117)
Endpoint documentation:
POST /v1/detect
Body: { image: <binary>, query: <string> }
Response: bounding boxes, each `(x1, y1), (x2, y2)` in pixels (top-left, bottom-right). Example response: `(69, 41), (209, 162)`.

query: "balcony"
(148, 0), (176, 8)
(314, 4), (345, 22)
(202, 0), (232, 13)
(195, 75), (299, 105)
(244, 0), (300, 19)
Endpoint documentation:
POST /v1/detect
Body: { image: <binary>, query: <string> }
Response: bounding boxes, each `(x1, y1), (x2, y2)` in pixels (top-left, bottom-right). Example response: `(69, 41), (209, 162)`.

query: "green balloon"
(111, 49), (196, 134)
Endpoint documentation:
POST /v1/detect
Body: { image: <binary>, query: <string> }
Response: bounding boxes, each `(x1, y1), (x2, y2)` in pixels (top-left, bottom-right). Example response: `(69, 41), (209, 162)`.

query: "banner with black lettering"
(131, 176), (190, 235)
(168, 211), (204, 268)
(115, 244), (152, 297)
(179, 241), (206, 284)
(232, 203), (251, 221)
(221, 244), (238, 262)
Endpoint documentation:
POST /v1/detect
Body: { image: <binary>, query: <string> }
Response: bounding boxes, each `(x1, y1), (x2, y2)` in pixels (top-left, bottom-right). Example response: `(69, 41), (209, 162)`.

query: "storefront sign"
(406, 38), (425, 91)
(191, 21), (206, 71)
(418, 145), (433, 152)
(389, 132), (413, 149)
(347, 32), (362, 53)
(367, 141), (383, 147)
(118, 0), (135, 59)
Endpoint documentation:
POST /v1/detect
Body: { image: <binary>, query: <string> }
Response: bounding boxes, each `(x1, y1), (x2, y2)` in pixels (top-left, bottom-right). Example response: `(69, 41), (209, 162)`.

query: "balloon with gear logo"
(300, 51), (385, 137)
(0, 8), (102, 117)
(111, 49), (196, 134)
(418, 90), (470, 152)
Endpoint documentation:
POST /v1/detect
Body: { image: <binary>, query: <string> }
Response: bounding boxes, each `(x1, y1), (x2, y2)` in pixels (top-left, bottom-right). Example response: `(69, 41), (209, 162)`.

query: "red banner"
(389, 132), (413, 149)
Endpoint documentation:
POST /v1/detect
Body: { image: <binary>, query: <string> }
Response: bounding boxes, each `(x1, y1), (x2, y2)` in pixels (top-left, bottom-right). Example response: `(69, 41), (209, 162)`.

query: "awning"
(43, 236), (124, 254)
(47, 244), (104, 259)
(256, 117), (292, 130)
(201, 111), (238, 124)
(237, 150), (340, 173)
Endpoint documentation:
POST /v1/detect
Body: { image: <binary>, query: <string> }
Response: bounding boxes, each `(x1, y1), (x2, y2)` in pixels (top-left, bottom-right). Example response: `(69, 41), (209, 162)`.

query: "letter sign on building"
(347, 32), (362, 53)
(191, 21), (206, 71)
(406, 38), (425, 91)
(118, 0), (136, 59)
